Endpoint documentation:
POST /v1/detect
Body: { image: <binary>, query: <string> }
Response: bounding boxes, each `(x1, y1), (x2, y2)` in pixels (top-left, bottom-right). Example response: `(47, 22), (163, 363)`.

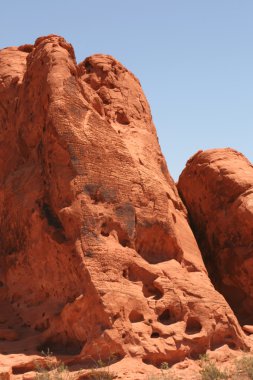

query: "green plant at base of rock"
(233, 355), (253, 380)
(84, 351), (117, 380)
(86, 370), (116, 379)
(35, 364), (72, 380)
(199, 353), (209, 362)
(35, 350), (72, 380)
(160, 362), (170, 370)
(200, 360), (228, 380)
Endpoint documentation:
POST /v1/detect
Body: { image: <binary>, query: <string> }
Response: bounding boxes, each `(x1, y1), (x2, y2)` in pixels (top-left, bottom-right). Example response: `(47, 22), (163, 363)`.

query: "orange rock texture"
(0, 36), (247, 371)
(178, 148), (253, 326)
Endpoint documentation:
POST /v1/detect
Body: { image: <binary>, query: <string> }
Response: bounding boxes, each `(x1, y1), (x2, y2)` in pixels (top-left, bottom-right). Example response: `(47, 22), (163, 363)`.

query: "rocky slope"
(178, 148), (253, 326)
(0, 36), (249, 377)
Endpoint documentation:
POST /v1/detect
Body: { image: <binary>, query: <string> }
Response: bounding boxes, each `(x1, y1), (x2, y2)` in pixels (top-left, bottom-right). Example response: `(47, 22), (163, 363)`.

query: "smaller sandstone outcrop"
(178, 148), (253, 325)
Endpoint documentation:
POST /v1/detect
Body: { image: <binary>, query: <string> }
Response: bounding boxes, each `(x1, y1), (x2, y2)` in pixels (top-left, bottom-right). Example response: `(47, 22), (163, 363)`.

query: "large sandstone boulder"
(178, 148), (253, 325)
(0, 36), (247, 370)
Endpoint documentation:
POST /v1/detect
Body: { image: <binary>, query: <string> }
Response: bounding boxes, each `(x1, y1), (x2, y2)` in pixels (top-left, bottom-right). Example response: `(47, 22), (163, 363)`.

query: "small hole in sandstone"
(12, 365), (37, 375)
(151, 332), (160, 338)
(158, 309), (173, 325)
(116, 110), (130, 125)
(112, 313), (120, 321)
(84, 61), (92, 73)
(123, 269), (128, 278)
(122, 333), (126, 339)
(42, 202), (63, 231)
(129, 310), (144, 323)
(101, 223), (109, 237)
(185, 317), (202, 335)
(86, 250), (93, 258)
(148, 319), (153, 324)
(142, 284), (163, 300)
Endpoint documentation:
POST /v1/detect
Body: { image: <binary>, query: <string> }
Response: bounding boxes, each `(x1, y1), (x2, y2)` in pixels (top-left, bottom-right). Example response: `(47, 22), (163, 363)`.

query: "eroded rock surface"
(0, 36), (247, 373)
(178, 148), (253, 325)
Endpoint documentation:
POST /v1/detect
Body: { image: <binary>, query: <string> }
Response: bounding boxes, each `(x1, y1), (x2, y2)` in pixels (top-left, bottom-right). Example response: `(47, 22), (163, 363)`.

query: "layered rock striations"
(178, 148), (253, 325)
(0, 36), (247, 370)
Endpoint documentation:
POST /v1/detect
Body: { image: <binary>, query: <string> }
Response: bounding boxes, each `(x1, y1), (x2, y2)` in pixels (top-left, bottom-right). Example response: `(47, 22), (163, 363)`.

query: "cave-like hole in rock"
(126, 264), (163, 300)
(38, 338), (83, 356)
(112, 313), (120, 322)
(135, 223), (181, 264)
(101, 223), (110, 237)
(158, 309), (174, 325)
(185, 317), (202, 335)
(228, 342), (236, 349)
(122, 269), (128, 278)
(151, 331), (160, 338)
(142, 283), (163, 300)
(129, 310), (144, 323)
(42, 202), (63, 230)
(100, 220), (131, 248)
(116, 110), (130, 125)
(12, 364), (37, 375)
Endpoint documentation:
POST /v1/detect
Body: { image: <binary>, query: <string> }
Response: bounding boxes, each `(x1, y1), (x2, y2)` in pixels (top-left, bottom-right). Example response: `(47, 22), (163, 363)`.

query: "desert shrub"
(200, 360), (228, 380)
(233, 355), (253, 379)
(84, 353), (117, 380)
(86, 370), (115, 380)
(35, 350), (72, 380)
(35, 363), (72, 380)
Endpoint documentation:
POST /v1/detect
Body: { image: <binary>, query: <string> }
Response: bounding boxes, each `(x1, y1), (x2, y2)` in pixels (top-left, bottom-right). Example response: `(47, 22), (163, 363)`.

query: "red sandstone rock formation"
(0, 36), (247, 374)
(178, 148), (253, 325)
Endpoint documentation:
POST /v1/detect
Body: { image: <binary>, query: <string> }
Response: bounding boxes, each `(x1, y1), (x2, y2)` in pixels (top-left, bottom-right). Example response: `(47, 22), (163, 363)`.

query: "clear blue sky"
(1, 1), (252, 179)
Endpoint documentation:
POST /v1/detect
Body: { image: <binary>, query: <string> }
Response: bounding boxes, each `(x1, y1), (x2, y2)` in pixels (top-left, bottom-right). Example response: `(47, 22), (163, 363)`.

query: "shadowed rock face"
(178, 148), (253, 325)
(0, 36), (247, 368)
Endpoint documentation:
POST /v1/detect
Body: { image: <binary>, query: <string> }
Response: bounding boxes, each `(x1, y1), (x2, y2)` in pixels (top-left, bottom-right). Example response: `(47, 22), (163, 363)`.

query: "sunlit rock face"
(0, 36), (246, 370)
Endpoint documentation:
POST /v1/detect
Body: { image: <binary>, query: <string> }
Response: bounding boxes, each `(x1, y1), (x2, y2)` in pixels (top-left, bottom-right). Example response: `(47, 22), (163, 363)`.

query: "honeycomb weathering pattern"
(0, 35), (247, 366)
